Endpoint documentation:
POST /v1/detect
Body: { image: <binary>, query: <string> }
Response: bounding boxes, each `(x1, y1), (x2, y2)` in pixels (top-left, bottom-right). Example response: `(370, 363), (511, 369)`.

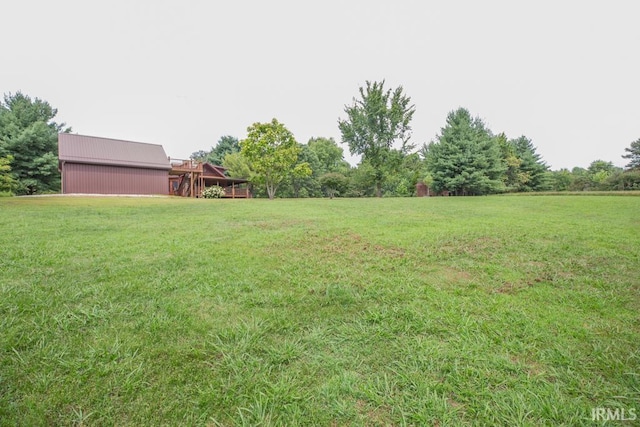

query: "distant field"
(0, 196), (638, 426)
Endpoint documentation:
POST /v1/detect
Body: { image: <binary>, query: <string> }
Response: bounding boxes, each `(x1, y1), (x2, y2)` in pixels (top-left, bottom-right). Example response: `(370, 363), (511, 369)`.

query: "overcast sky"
(3, 0), (638, 170)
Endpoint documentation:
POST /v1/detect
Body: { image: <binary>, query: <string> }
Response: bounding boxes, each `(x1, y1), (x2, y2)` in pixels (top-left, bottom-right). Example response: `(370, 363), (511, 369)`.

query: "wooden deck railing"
(224, 187), (250, 198)
(169, 159), (202, 173)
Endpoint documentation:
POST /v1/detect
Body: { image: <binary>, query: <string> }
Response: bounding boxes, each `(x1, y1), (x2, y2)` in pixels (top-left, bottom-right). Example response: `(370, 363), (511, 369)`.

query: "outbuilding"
(58, 134), (171, 195)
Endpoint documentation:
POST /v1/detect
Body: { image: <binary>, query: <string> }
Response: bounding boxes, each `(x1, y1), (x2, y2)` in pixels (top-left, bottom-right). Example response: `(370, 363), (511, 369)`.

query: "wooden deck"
(168, 159), (251, 198)
(169, 159), (202, 175)
(224, 187), (250, 198)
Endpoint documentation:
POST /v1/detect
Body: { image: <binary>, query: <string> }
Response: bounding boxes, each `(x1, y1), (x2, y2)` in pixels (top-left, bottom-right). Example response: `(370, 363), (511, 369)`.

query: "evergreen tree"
(0, 92), (70, 194)
(209, 136), (240, 166)
(426, 108), (505, 195)
(190, 135), (240, 166)
(509, 135), (550, 191)
(622, 138), (640, 170)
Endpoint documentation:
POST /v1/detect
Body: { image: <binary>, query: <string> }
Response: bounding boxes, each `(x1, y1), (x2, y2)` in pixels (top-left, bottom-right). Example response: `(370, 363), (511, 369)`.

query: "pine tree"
(0, 92), (70, 194)
(426, 108), (505, 195)
(622, 138), (640, 170)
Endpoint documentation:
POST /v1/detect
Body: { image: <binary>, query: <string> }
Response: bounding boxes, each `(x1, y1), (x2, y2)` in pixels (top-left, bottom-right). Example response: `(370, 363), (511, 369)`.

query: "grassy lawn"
(0, 195), (638, 426)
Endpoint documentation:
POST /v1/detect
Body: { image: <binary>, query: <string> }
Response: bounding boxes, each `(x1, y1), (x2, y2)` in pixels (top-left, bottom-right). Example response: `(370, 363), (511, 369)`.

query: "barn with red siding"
(58, 134), (171, 195)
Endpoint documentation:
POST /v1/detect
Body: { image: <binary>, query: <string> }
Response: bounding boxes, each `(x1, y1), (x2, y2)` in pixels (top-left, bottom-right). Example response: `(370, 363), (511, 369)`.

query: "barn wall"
(62, 163), (168, 195)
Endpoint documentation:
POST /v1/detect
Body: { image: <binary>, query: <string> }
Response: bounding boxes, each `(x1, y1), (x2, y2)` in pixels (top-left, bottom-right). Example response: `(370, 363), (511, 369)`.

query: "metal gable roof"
(58, 134), (171, 170)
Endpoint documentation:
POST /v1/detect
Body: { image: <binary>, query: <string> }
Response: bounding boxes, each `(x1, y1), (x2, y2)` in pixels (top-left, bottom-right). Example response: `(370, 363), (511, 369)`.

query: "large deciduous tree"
(587, 160), (619, 190)
(569, 167), (591, 191)
(338, 80), (415, 197)
(222, 151), (257, 195)
(346, 161), (377, 197)
(0, 92), (70, 194)
(622, 138), (640, 170)
(240, 118), (311, 199)
(549, 168), (573, 191)
(307, 137), (349, 175)
(496, 133), (525, 192)
(0, 155), (16, 194)
(425, 108), (505, 196)
(288, 144), (322, 198)
(222, 152), (254, 180)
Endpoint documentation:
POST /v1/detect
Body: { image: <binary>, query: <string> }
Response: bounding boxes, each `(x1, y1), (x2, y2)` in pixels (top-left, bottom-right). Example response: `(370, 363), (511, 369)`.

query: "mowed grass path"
(0, 196), (638, 426)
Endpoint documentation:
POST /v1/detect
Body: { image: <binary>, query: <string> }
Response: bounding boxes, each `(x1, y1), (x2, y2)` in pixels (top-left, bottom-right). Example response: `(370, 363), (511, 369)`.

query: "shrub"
(202, 185), (226, 199)
(319, 172), (348, 199)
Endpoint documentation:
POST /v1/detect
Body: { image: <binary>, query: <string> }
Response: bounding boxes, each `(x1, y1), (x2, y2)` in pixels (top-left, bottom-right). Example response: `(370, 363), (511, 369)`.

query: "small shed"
(58, 134), (171, 195)
(416, 182), (429, 197)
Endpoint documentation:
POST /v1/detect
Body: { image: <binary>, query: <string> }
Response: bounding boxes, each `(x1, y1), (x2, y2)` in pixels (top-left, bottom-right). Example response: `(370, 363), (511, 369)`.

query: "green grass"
(0, 196), (638, 426)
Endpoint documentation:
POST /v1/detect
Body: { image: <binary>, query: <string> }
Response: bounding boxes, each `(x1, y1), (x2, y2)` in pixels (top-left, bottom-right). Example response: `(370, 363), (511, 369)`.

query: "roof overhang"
(62, 157), (172, 170)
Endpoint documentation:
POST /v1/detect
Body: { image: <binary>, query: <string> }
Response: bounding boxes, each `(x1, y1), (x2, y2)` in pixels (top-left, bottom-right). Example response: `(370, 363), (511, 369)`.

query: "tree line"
(194, 81), (640, 198)
(1, 87), (639, 197)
